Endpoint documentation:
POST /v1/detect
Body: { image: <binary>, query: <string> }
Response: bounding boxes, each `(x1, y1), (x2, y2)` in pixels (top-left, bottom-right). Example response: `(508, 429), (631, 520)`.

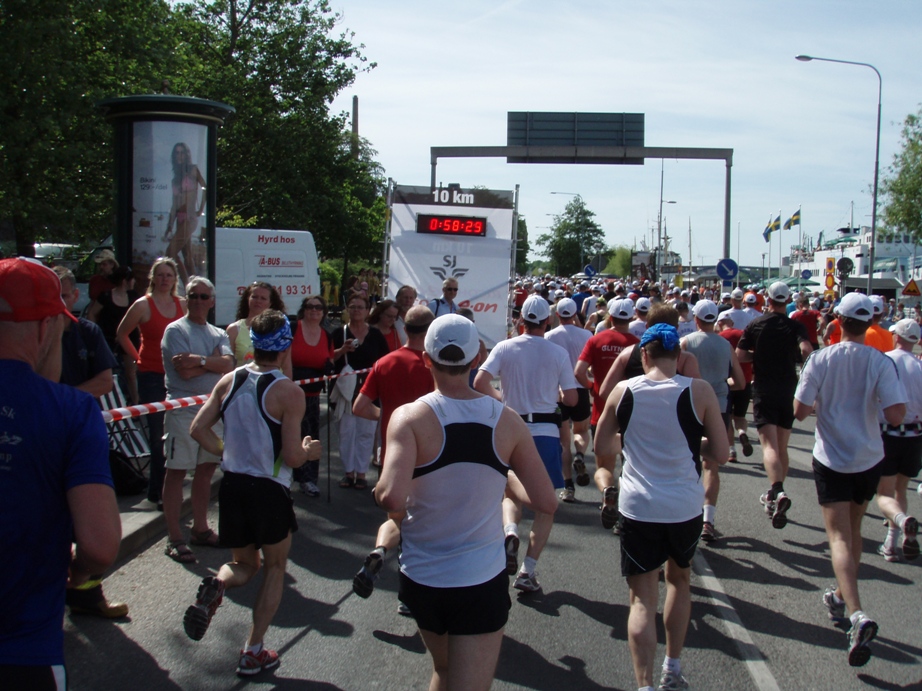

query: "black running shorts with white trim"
(812, 458), (884, 505)
(879, 435), (922, 478)
(620, 513), (704, 577)
(560, 388), (591, 423)
(218, 470), (298, 549)
(398, 569), (510, 636)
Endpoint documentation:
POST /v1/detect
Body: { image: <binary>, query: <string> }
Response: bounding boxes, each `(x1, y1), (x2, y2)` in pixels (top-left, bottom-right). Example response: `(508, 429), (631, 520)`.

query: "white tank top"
(399, 391), (510, 587)
(617, 375), (705, 523)
(220, 365), (290, 486)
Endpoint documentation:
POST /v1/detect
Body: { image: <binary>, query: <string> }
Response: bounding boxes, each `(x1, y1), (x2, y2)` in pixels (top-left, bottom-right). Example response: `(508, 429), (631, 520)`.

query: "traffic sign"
(801, 269), (812, 280)
(584, 264), (597, 277)
(716, 258), (739, 281)
(903, 278), (921, 297)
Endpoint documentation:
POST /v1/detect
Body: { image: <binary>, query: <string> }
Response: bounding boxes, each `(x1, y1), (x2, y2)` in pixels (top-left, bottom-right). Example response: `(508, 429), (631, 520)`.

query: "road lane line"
(694, 551), (782, 691)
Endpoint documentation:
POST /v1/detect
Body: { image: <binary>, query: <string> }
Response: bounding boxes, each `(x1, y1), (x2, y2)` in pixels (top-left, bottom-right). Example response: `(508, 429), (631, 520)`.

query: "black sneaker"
(352, 551), (384, 598)
(772, 492), (792, 529)
(504, 534), (520, 575)
(901, 516), (919, 561)
(183, 576), (225, 641)
(739, 431), (754, 457)
(600, 486), (619, 530)
(573, 452), (591, 486)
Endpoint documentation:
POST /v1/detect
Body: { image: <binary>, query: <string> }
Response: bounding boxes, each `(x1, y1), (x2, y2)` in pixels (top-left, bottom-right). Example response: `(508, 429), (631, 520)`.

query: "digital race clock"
(416, 214), (488, 237)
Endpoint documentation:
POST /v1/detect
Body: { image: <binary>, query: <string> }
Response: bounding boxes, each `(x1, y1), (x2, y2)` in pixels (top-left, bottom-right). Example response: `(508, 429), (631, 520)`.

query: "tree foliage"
(603, 245), (632, 277)
(536, 196), (607, 276)
(515, 216), (530, 274)
(0, 0), (385, 267)
(880, 107), (922, 242)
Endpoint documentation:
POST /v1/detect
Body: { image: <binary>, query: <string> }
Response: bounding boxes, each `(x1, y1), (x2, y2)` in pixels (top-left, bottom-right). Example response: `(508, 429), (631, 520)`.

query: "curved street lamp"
(796, 54), (882, 294)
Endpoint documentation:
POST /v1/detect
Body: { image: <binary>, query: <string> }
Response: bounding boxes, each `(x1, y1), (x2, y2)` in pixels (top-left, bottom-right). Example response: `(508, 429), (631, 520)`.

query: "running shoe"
(236, 647), (280, 677)
(504, 534), (520, 576)
(183, 576), (225, 641)
(600, 485), (619, 530)
(513, 571), (541, 593)
(771, 491), (792, 529)
(846, 614), (878, 667)
(877, 542), (900, 563)
(300, 481), (320, 497)
(901, 516), (919, 561)
(657, 670), (689, 691)
(728, 448), (738, 463)
(700, 521), (717, 543)
(759, 491), (775, 517)
(573, 452), (591, 486)
(823, 585), (846, 621)
(558, 486), (575, 503)
(352, 551), (384, 598)
(739, 431), (754, 457)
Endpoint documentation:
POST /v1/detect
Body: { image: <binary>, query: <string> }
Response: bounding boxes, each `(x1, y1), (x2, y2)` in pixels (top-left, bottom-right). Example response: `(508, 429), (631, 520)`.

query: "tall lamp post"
(656, 160), (677, 284)
(796, 55), (882, 294)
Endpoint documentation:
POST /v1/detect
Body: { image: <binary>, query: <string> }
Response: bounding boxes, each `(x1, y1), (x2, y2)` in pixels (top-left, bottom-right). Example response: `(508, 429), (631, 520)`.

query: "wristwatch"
(199, 356), (207, 368)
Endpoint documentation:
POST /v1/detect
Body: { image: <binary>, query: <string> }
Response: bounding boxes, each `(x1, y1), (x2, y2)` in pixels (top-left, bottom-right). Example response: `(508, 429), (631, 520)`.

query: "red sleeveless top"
(137, 296), (184, 374)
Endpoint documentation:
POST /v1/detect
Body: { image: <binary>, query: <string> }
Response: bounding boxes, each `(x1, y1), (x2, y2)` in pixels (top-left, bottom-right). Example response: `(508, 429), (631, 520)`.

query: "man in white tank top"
(595, 323), (728, 691)
(185, 311), (322, 677)
(375, 314), (557, 691)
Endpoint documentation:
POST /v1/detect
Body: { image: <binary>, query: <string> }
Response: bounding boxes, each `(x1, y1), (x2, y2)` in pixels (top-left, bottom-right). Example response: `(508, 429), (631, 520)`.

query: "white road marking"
(694, 550), (782, 691)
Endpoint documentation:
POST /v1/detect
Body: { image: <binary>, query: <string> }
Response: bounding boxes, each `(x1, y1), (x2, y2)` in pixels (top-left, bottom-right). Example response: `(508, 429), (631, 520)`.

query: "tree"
(536, 196), (606, 276)
(515, 216), (530, 275)
(603, 245), (633, 277)
(0, 0), (182, 255)
(880, 107), (922, 242)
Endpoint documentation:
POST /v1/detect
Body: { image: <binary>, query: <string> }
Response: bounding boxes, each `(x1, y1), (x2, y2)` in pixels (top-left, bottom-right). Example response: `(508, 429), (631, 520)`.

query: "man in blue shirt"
(0, 258), (121, 690)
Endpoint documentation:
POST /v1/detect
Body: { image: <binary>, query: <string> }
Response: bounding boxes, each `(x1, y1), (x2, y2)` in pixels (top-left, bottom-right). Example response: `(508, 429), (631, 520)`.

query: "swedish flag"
(771, 215), (781, 231)
(791, 209), (801, 226)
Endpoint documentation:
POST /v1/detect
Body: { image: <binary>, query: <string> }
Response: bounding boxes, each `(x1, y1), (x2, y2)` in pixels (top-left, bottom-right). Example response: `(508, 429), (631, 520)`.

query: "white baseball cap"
(744, 293), (757, 305)
(608, 298), (635, 320)
(556, 297), (577, 318)
(835, 292), (873, 322)
(767, 281), (792, 302)
(424, 314), (480, 365)
(521, 294), (551, 324)
(869, 295), (885, 315)
(635, 297), (652, 313)
(890, 318), (921, 343)
(693, 299), (719, 323)
(731, 288), (744, 300)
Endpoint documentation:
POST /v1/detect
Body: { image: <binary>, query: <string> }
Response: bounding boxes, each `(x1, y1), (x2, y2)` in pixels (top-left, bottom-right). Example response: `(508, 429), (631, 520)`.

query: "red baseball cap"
(0, 257), (78, 323)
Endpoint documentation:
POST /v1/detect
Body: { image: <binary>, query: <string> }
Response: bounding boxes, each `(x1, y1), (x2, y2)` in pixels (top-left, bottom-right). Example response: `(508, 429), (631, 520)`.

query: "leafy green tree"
(0, 0), (181, 255)
(880, 107), (922, 242)
(603, 245), (632, 277)
(515, 216), (530, 274)
(536, 195), (606, 276)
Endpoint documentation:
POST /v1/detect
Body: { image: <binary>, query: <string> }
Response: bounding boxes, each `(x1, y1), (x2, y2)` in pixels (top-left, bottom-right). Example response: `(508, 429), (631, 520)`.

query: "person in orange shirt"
(864, 296), (894, 353)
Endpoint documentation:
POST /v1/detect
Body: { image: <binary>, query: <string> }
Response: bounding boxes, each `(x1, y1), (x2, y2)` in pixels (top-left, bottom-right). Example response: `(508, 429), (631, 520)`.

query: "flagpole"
(736, 222), (741, 288)
(797, 205), (803, 293)
(778, 209), (782, 280)
(767, 214), (772, 283)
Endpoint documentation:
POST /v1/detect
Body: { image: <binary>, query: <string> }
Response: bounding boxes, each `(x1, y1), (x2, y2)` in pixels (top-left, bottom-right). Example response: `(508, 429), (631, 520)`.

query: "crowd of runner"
(2, 257), (920, 690)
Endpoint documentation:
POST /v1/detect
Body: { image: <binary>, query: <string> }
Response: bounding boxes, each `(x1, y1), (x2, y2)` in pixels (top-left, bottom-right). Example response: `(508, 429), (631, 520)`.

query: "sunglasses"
(187, 293), (213, 301)
(444, 287), (458, 292)
(303, 304), (324, 311)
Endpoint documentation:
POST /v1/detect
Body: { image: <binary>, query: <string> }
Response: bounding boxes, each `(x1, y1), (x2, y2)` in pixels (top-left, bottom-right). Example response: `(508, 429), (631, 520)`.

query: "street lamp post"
(796, 54), (882, 294)
(656, 160), (678, 284)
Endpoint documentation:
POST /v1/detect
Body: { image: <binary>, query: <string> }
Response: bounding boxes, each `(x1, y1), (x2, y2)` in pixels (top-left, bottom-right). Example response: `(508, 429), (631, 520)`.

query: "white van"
(214, 228), (320, 326)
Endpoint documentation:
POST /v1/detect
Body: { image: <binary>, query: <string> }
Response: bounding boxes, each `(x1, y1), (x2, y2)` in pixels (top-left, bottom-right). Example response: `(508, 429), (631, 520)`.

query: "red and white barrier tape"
(101, 367), (372, 423)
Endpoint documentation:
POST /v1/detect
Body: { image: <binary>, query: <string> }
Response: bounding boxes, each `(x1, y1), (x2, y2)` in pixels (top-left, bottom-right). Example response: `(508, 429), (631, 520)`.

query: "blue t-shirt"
(0, 360), (113, 666)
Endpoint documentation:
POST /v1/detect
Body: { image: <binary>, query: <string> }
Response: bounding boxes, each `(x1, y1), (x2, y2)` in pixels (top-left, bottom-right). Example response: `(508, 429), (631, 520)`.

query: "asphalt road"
(64, 413), (922, 690)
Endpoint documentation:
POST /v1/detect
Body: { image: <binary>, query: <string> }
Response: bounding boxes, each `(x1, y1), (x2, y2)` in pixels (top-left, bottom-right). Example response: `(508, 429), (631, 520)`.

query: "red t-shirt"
(359, 346), (434, 459)
(789, 308), (822, 346)
(718, 328), (752, 383)
(290, 323), (334, 396)
(578, 329), (640, 425)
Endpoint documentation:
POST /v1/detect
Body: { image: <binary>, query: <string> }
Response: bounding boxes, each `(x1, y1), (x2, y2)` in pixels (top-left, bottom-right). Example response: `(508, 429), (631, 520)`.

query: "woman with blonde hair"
(226, 282), (290, 376)
(117, 257), (186, 509)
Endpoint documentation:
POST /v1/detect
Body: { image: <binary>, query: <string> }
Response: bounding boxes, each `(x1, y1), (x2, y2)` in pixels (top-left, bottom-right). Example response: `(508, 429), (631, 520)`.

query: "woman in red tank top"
(290, 295), (334, 496)
(368, 299), (401, 353)
(116, 257), (186, 507)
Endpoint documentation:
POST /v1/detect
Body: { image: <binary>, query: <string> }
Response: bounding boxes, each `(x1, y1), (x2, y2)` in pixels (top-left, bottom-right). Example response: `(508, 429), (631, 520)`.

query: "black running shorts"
(752, 384), (796, 430)
(729, 383), (753, 418)
(218, 470), (298, 549)
(560, 388), (591, 423)
(399, 569), (510, 636)
(619, 513), (703, 577)
(880, 435), (922, 478)
(812, 458), (884, 505)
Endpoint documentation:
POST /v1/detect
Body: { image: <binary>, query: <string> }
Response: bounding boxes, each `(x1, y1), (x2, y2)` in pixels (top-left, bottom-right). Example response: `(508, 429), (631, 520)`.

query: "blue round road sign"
(801, 269), (812, 280)
(716, 258), (739, 281)
(584, 264), (597, 277)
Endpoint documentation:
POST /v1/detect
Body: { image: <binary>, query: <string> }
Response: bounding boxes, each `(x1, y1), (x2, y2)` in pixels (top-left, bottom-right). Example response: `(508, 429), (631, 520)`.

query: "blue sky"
(331, 1), (922, 269)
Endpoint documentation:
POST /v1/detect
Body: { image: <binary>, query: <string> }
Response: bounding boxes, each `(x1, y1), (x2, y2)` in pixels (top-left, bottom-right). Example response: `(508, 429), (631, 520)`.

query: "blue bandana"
(639, 322), (679, 351)
(250, 321), (293, 352)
